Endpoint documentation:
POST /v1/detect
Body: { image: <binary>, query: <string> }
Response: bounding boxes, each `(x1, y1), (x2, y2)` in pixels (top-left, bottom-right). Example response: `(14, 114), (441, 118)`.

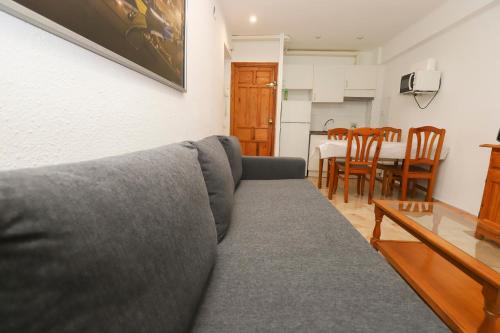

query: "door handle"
(265, 81), (277, 88)
(269, 118), (273, 124)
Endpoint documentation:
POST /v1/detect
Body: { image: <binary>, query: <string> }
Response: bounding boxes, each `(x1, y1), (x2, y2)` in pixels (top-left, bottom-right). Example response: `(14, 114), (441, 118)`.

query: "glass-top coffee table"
(371, 200), (499, 333)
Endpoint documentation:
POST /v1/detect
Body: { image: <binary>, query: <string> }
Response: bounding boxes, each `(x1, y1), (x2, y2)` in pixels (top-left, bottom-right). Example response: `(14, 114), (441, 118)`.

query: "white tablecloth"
(316, 140), (449, 160)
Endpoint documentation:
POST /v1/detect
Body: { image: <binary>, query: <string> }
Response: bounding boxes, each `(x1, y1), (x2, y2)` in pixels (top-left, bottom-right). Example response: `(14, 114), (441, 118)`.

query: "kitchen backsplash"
(310, 101), (371, 131)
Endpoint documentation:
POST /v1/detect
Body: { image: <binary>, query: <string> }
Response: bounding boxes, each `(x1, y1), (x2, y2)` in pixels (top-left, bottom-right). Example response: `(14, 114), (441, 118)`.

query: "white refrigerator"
(279, 101), (312, 173)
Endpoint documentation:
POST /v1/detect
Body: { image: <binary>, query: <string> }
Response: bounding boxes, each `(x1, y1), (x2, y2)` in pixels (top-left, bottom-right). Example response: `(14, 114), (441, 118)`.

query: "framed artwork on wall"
(0, 0), (187, 91)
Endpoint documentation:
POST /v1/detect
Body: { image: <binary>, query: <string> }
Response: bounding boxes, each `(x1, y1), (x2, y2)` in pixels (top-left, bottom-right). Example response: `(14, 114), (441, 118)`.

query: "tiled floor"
(308, 175), (421, 243)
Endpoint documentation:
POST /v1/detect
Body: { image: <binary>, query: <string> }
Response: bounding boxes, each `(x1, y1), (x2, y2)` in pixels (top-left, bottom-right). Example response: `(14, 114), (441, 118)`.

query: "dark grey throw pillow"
(0, 143), (217, 333)
(194, 136), (235, 242)
(217, 136), (243, 189)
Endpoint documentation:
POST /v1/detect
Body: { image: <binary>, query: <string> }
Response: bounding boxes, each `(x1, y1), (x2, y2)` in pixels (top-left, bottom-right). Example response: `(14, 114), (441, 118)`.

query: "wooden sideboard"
(476, 144), (500, 244)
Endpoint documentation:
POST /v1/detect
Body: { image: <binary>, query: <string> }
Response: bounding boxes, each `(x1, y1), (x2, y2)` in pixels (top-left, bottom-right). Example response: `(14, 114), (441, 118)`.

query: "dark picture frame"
(0, 0), (187, 91)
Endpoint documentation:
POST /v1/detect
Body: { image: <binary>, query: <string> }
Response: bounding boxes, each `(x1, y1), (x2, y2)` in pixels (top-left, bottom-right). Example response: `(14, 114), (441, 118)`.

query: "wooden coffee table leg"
(478, 284), (500, 333)
(371, 205), (384, 248)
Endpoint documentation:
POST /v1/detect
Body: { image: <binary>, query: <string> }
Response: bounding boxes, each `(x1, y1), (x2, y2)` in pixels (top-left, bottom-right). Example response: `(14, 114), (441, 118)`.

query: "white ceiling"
(218, 0), (447, 50)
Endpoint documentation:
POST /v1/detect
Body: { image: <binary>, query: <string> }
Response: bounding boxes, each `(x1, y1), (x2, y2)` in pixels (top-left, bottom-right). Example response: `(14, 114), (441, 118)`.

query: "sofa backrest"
(217, 136), (243, 189)
(193, 136), (234, 242)
(0, 143), (217, 333)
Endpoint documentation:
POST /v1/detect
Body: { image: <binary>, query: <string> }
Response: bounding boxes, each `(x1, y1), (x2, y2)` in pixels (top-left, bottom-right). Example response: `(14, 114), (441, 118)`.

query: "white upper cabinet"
(344, 65), (378, 97)
(283, 64), (314, 90)
(312, 66), (345, 103)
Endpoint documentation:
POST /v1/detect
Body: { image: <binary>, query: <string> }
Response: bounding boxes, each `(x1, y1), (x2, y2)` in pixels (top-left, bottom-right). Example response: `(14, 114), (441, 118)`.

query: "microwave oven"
(400, 70), (441, 94)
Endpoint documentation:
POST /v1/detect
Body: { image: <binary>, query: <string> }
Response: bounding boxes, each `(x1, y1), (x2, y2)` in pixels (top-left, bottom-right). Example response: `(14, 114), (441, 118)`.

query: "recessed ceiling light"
(315, 36), (322, 40)
(356, 36), (365, 40)
(249, 15), (257, 23)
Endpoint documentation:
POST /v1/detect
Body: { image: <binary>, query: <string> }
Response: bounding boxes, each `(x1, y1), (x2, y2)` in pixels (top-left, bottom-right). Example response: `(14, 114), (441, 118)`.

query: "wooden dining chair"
(380, 127), (402, 142)
(376, 127), (402, 195)
(328, 128), (384, 204)
(386, 126), (446, 201)
(317, 128), (348, 188)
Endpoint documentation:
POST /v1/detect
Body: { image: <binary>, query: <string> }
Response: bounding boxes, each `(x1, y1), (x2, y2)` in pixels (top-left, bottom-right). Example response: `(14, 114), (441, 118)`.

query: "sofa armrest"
(241, 156), (306, 180)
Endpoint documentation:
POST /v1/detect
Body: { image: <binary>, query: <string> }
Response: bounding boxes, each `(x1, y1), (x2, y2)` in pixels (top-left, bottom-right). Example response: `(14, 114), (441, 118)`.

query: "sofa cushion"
(194, 136), (234, 242)
(217, 136), (243, 189)
(0, 143), (217, 333)
(191, 180), (448, 333)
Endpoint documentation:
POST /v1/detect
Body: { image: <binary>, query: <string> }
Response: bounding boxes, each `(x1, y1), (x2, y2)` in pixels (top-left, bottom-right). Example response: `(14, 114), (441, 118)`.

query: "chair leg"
(401, 175), (409, 201)
(391, 176), (398, 197)
(333, 166), (339, 194)
(361, 176), (366, 196)
(326, 160), (331, 189)
(386, 172), (393, 194)
(413, 182), (419, 198)
(368, 174), (376, 204)
(318, 158), (323, 188)
(344, 173), (349, 203)
(426, 178), (436, 202)
(328, 163), (336, 199)
(380, 171), (386, 196)
(382, 170), (389, 196)
(356, 176), (361, 195)
(384, 171), (390, 197)
(388, 172), (394, 196)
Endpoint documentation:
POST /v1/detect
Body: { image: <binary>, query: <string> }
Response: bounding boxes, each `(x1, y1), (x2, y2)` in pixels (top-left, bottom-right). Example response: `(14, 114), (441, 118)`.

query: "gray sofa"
(0, 136), (448, 333)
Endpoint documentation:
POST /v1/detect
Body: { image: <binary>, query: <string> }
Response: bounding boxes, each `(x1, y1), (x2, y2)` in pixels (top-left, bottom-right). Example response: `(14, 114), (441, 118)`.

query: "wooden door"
(231, 63), (278, 156)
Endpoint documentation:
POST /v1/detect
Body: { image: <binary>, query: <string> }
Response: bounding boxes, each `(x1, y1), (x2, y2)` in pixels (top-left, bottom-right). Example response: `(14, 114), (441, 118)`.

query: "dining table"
(316, 140), (450, 161)
(315, 139), (450, 199)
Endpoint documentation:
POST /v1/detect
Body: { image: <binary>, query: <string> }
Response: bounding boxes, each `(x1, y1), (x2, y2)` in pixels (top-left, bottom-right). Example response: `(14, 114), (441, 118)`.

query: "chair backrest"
(379, 127), (402, 142)
(404, 126), (446, 169)
(327, 128), (349, 140)
(345, 128), (384, 168)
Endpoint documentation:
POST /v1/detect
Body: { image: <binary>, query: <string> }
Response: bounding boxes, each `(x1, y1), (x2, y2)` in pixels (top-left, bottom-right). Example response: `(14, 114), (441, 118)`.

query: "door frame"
(230, 62), (279, 156)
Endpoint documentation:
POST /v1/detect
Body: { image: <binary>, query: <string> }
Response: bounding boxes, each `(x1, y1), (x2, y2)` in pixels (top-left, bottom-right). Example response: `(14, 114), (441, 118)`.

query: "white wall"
(0, 0), (230, 171)
(357, 50), (378, 65)
(223, 45), (232, 131)
(381, 0), (497, 63)
(284, 55), (355, 66)
(230, 39), (281, 63)
(379, 2), (500, 214)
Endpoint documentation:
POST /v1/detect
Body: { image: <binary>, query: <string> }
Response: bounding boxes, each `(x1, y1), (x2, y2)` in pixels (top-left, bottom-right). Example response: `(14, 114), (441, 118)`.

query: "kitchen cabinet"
(344, 65), (378, 98)
(312, 66), (345, 103)
(283, 64), (314, 90)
